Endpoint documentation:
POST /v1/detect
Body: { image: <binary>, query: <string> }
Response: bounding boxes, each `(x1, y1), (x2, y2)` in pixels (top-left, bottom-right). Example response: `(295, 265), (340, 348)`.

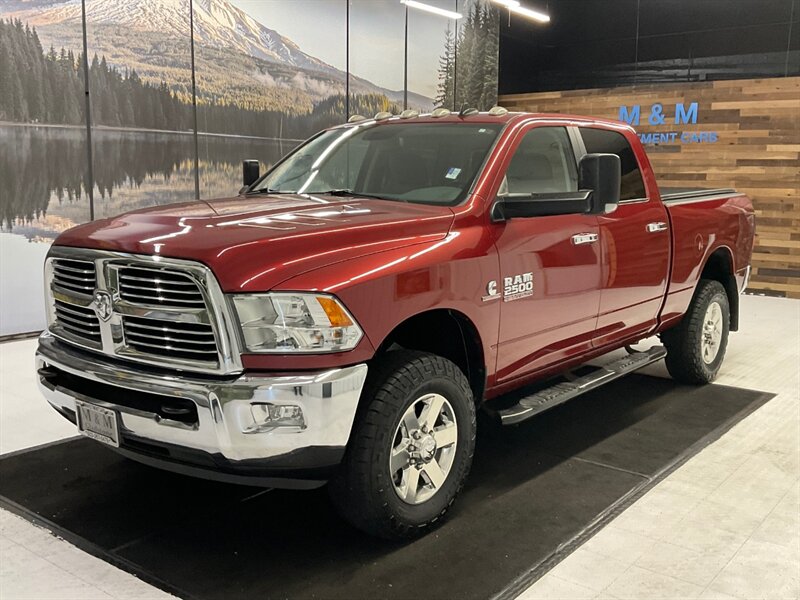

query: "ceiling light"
(400, 0), (463, 19)
(491, 0), (550, 23)
(510, 4), (550, 22)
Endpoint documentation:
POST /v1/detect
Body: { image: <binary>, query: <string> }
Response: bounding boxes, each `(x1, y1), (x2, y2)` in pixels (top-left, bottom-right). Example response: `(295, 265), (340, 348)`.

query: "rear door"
(492, 124), (602, 383)
(575, 126), (670, 347)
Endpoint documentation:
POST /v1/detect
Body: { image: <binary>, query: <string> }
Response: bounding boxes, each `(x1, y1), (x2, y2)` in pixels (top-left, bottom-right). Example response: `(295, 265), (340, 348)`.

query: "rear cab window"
(579, 127), (647, 201)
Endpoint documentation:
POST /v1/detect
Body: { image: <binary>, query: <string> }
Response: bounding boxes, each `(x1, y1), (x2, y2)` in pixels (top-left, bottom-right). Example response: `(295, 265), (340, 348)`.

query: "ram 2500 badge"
(37, 107), (755, 538)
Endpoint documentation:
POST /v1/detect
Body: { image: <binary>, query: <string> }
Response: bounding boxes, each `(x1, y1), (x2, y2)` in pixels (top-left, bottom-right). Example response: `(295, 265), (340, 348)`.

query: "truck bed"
(659, 187), (738, 204)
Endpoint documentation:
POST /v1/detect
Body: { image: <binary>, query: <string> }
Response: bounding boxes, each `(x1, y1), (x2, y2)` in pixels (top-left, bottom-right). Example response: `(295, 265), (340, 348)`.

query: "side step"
(497, 346), (668, 425)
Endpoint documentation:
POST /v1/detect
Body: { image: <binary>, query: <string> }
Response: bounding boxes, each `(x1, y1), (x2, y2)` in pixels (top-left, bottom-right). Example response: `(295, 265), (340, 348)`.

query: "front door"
(492, 125), (602, 384)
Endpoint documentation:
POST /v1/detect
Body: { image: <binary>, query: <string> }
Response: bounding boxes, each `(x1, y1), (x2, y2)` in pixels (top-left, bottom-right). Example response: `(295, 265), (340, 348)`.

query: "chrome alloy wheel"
(390, 393), (458, 505)
(701, 301), (724, 364)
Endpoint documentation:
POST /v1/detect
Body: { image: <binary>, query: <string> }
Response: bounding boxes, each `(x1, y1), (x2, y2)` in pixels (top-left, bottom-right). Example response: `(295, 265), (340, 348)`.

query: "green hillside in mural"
(0, 19), (400, 139)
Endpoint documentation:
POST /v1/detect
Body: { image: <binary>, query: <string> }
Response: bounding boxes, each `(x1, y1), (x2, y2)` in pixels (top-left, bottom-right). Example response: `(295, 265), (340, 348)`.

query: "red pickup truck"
(36, 109), (754, 539)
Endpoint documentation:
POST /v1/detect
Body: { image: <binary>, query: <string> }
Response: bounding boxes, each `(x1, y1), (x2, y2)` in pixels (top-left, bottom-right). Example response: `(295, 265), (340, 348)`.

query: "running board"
(497, 346), (668, 425)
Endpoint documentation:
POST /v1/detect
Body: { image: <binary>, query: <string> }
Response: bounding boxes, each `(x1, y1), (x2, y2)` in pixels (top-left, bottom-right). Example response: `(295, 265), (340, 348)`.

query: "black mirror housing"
(492, 191), (592, 221)
(579, 153), (621, 214)
(242, 159), (260, 189)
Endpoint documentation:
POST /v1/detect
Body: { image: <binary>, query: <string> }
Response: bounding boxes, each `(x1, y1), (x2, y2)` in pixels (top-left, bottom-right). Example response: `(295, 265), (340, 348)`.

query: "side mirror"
(242, 159), (260, 189)
(493, 191), (593, 221)
(578, 153), (621, 214)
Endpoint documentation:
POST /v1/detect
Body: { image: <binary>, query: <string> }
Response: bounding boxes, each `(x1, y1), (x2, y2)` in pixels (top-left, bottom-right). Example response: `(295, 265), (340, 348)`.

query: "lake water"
(0, 124), (296, 335)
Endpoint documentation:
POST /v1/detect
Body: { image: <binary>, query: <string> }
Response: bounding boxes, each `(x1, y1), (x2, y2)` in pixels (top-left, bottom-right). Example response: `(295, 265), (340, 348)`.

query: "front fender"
(242, 227), (500, 374)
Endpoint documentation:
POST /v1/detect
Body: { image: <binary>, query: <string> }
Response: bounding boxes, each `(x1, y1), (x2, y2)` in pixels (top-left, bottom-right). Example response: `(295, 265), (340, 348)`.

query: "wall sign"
(618, 102), (718, 145)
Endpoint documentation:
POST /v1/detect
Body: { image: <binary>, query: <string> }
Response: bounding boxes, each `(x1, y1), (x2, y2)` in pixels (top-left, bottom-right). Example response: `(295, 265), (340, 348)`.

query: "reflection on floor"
(0, 294), (798, 599)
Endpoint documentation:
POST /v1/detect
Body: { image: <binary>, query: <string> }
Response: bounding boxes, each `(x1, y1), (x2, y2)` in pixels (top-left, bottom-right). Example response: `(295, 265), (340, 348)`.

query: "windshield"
(252, 122), (503, 205)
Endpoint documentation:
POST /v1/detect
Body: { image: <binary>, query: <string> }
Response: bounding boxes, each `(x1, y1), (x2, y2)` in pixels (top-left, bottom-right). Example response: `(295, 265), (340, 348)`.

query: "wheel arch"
(700, 245), (739, 331)
(373, 309), (486, 405)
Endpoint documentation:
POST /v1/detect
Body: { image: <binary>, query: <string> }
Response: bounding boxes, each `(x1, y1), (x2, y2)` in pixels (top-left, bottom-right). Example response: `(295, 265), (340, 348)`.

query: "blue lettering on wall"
(675, 102), (699, 124)
(619, 105), (641, 126)
(621, 101), (713, 144)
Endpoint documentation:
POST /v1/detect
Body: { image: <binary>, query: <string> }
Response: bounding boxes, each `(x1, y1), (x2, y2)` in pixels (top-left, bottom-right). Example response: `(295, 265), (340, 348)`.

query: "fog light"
(244, 403), (306, 433)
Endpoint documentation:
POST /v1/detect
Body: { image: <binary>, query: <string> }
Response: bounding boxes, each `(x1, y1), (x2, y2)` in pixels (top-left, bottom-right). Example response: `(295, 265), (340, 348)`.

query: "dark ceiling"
(498, 0), (800, 94)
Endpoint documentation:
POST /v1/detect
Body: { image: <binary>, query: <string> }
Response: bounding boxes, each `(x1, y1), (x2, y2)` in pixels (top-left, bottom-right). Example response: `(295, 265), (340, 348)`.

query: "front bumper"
(36, 332), (368, 488)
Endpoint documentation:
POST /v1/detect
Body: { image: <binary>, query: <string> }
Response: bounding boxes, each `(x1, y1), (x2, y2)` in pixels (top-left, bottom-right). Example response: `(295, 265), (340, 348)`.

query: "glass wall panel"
(407, 0), (456, 111)
(195, 0), (347, 199)
(349, 0), (406, 117)
(85, 0), (196, 219)
(406, 0), (498, 111)
(0, 6), (90, 335)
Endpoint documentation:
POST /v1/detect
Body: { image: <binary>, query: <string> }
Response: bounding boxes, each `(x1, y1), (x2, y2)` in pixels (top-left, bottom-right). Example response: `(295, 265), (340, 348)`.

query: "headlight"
(231, 293), (363, 353)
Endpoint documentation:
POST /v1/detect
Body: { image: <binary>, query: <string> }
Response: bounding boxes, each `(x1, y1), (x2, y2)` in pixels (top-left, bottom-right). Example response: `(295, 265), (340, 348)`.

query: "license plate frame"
(75, 399), (120, 448)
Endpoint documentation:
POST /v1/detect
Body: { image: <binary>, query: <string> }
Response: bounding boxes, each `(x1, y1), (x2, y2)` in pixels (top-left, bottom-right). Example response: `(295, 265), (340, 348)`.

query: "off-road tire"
(662, 279), (730, 384)
(328, 350), (476, 540)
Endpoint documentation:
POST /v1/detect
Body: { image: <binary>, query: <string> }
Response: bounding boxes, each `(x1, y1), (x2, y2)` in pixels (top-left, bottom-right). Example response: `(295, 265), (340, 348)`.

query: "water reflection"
(0, 124), (295, 335)
(0, 124), (293, 239)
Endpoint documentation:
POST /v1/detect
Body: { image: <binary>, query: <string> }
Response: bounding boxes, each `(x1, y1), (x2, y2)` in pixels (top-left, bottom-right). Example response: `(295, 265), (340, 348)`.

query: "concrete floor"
(1, 294), (798, 599)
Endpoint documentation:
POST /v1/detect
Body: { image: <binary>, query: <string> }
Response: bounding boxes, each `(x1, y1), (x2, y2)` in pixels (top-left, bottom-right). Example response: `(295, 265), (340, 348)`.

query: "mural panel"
(85, 0), (197, 219)
(0, 0), (500, 336)
(349, 0), (408, 115)
(0, 8), (90, 335)
(194, 0), (349, 199)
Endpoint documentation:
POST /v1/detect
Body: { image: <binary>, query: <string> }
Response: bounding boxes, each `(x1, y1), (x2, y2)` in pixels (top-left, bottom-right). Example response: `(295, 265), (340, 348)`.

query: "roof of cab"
(334, 110), (633, 132)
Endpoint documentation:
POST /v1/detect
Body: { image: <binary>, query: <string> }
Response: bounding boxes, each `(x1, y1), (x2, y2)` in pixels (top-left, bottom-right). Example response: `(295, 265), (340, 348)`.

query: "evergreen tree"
(435, 25), (456, 109)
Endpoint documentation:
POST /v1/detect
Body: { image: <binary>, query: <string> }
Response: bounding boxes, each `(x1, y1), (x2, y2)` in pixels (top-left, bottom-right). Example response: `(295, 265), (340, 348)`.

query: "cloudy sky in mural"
(233, 0), (456, 98)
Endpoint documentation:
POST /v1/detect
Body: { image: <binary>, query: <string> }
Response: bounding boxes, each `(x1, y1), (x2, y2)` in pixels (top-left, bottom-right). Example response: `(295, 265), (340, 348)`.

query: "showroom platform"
(0, 295), (797, 599)
(0, 374), (772, 600)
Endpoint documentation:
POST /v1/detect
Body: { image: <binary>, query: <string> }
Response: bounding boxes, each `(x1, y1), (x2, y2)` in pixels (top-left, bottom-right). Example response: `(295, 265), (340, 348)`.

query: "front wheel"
(329, 350), (476, 539)
(662, 279), (730, 384)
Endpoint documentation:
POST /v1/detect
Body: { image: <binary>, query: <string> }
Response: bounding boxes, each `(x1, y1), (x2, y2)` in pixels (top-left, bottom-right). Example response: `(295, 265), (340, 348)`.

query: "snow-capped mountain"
(6, 0), (339, 74)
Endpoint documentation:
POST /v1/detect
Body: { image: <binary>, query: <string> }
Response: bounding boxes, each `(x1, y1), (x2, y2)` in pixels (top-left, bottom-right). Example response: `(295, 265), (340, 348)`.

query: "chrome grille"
(52, 258), (96, 296)
(118, 266), (205, 308)
(53, 299), (102, 346)
(123, 316), (218, 363)
(45, 248), (241, 375)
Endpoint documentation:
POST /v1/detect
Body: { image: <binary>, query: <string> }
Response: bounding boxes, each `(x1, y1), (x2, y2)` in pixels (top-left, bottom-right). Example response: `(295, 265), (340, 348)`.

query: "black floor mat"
(0, 375), (773, 600)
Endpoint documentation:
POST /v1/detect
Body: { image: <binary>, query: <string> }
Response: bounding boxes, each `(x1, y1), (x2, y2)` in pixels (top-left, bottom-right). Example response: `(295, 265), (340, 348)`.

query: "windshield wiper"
(310, 189), (407, 202)
(248, 188), (288, 195)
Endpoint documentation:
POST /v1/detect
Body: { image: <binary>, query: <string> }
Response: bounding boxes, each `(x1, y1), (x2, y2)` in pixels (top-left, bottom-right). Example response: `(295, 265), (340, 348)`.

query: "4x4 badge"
(93, 290), (113, 322)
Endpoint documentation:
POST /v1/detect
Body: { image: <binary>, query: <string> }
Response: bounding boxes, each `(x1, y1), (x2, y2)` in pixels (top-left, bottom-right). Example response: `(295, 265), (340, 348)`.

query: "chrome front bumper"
(36, 332), (368, 487)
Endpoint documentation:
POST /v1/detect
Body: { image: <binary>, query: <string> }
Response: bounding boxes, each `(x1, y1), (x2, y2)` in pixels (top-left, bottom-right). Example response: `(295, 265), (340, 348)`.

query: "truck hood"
(54, 194), (455, 292)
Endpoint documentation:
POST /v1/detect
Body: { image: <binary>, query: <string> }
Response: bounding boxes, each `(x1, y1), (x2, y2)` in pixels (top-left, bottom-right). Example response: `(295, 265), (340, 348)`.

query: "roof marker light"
(374, 111), (393, 121)
(400, 0), (463, 19)
(400, 109), (420, 119)
(431, 107), (451, 118)
(347, 114), (366, 123)
(488, 106), (509, 116)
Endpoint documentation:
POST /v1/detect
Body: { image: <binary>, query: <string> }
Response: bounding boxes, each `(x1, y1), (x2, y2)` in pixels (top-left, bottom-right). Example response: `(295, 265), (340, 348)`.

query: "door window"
(503, 127), (578, 195)
(579, 127), (646, 201)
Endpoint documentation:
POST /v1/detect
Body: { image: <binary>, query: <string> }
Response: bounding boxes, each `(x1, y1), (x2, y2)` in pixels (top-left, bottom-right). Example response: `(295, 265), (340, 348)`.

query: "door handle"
(571, 233), (598, 245)
(647, 222), (668, 233)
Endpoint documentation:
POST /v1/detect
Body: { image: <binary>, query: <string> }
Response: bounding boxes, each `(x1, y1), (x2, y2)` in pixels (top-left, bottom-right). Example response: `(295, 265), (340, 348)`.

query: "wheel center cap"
(420, 435), (436, 456)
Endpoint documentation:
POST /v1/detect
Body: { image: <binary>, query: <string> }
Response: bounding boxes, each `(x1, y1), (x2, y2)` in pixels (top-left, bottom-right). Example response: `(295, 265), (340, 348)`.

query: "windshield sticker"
(445, 167), (462, 180)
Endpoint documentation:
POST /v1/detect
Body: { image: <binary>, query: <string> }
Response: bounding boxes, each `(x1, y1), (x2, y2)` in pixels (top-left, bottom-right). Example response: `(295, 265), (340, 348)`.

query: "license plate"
(75, 400), (120, 447)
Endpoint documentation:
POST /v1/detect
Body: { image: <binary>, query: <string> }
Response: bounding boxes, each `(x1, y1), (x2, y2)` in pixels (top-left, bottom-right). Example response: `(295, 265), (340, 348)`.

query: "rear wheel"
(662, 279), (730, 384)
(329, 350), (476, 539)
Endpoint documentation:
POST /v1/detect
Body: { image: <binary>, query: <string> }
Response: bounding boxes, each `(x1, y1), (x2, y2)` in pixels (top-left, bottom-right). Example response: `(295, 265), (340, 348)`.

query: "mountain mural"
(3, 0), (434, 115)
